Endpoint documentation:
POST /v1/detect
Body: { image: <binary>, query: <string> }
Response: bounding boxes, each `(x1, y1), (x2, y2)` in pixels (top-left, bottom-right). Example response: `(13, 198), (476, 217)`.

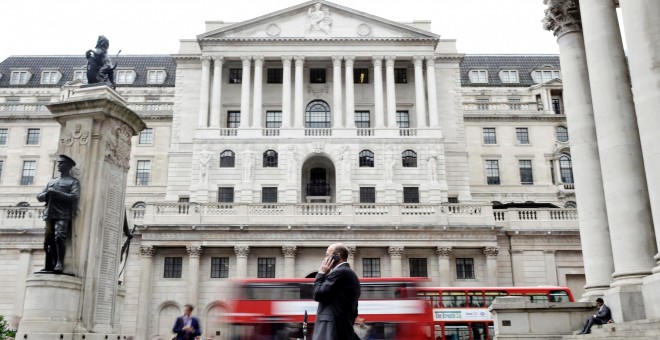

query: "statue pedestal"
(18, 275), (82, 335)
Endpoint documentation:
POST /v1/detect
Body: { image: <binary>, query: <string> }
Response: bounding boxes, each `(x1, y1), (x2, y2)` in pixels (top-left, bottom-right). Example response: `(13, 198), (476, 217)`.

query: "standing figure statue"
(37, 155), (80, 274)
(85, 35), (119, 89)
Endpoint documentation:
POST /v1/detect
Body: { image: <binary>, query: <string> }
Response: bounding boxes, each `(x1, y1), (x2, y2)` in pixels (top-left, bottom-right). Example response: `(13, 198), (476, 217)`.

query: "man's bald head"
(328, 243), (349, 262)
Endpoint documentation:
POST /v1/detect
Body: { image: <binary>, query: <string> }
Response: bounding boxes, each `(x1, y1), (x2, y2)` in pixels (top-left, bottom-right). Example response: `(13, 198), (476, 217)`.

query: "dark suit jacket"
(313, 263), (361, 340)
(595, 304), (612, 323)
(172, 315), (201, 340)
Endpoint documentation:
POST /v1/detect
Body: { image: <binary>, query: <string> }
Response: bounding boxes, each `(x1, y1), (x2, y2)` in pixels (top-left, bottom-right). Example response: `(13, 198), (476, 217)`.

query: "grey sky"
(0, 0), (560, 61)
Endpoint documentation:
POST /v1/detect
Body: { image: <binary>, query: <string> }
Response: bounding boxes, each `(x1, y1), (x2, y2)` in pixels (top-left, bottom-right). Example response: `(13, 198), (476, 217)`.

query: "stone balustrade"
(126, 102), (174, 112)
(205, 127), (438, 138)
(462, 102), (549, 113)
(0, 103), (48, 112)
(0, 207), (44, 229)
(493, 208), (578, 230)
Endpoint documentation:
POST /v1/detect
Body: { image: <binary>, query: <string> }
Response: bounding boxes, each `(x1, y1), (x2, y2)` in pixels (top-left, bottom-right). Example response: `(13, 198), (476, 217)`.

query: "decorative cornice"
(186, 245), (203, 257)
(139, 245), (155, 257)
(199, 37), (439, 43)
(234, 245), (250, 257)
(542, 0), (582, 38)
(436, 246), (452, 257)
(388, 246), (404, 258)
(483, 246), (499, 257)
(282, 246), (297, 257)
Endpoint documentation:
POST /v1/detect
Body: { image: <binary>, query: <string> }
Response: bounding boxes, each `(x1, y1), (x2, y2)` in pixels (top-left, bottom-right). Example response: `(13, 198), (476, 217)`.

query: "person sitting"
(577, 298), (611, 335)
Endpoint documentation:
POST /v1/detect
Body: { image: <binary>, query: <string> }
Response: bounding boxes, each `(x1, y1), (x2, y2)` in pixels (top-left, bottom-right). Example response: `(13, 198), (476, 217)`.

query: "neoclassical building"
(0, 1), (597, 338)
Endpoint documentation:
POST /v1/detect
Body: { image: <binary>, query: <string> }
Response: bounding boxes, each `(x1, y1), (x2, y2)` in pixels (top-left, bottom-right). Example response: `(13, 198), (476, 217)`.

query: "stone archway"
(204, 301), (230, 339)
(156, 302), (181, 338)
(301, 155), (336, 203)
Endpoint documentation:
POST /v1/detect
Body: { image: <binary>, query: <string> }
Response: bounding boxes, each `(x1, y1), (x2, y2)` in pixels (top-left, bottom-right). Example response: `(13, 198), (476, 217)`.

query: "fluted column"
(239, 56), (252, 128)
(198, 56), (212, 127)
(436, 247), (452, 286)
(234, 246), (250, 278)
(332, 56), (344, 128)
(581, 0), (656, 288)
(347, 246), (356, 268)
(252, 56), (264, 128)
(344, 56), (355, 128)
(372, 56), (385, 127)
(483, 247), (499, 286)
(282, 246), (297, 278)
(281, 56), (293, 128)
(210, 56), (224, 128)
(413, 56), (427, 128)
(136, 245), (155, 340)
(426, 56), (439, 128)
(11, 248), (32, 329)
(385, 56), (397, 128)
(388, 246), (404, 277)
(542, 0), (614, 299)
(186, 245), (202, 304)
(294, 56), (305, 128)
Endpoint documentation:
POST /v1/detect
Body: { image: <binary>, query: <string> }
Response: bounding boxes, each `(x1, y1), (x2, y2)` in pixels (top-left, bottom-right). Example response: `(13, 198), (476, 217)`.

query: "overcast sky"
(0, 0), (562, 61)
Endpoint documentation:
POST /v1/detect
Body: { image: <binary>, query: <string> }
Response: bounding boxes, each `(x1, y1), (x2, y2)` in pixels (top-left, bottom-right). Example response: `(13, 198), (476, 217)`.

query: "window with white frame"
(515, 127), (529, 144)
(500, 70), (519, 83)
(486, 160), (500, 185)
(21, 160), (36, 185)
(556, 126), (569, 142)
(147, 70), (166, 84)
(10, 71), (30, 85)
(508, 98), (522, 110)
(476, 98), (490, 111)
(533, 70), (561, 83)
(115, 70), (136, 84)
(73, 70), (86, 82)
(0, 128), (8, 145)
(482, 127), (497, 144)
(519, 160), (534, 185)
(469, 70), (488, 83)
(26, 128), (40, 145)
(138, 128), (153, 145)
(40, 71), (60, 84)
(136, 160), (151, 185)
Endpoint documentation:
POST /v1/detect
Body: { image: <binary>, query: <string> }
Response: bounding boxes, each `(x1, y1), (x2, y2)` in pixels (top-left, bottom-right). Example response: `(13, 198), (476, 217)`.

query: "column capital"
(347, 246), (357, 257)
(19, 248), (33, 253)
(200, 56), (212, 66)
(234, 245), (250, 257)
(344, 55), (355, 66)
(331, 55), (343, 63)
(282, 246), (297, 258)
(425, 56), (436, 67)
(240, 55), (252, 64)
(139, 245), (155, 257)
(542, 0), (582, 38)
(253, 56), (265, 64)
(385, 56), (396, 67)
(388, 246), (404, 258)
(294, 55), (305, 63)
(212, 56), (224, 63)
(412, 55), (425, 65)
(483, 246), (500, 257)
(372, 56), (384, 66)
(543, 249), (557, 255)
(186, 245), (203, 258)
(436, 246), (452, 257)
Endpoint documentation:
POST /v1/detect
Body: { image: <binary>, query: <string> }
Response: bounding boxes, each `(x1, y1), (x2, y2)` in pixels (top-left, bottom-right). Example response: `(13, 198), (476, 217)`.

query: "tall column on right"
(136, 245), (155, 340)
(542, 0), (614, 300)
(580, 0), (656, 321)
(412, 56), (427, 128)
(234, 246), (250, 278)
(436, 247), (452, 287)
(385, 56), (398, 128)
(293, 56), (305, 128)
(344, 56), (355, 128)
(619, 0), (660, 319)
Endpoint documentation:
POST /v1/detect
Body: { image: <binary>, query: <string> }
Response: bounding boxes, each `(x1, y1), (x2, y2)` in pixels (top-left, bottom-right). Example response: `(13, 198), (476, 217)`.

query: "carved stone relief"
(306, 3), (332, 35)
(266, 24), (281, 37)
(62, 123), (90, 175)
(234, 246), (250, 257)
(198, 148), (213, 184)
(356, 23), (372, 37)
(104, 119), (132, 171)
(282, 246), (297, 257)
(542, 0), (582, 37)
(242, 146), (256, 183)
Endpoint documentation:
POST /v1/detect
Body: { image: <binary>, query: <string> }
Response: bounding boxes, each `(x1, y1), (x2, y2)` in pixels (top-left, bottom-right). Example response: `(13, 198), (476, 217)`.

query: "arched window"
(491, 201), (503, 207)
(359, 150), (374, 167)
(132, 201), (146, 209)
(559, 155), (574, 184)
(556, 126), (569, 142)
(564, 201), (577, 208)
(263, 150), (278, 167)
(305, 100), (331, 128)
(220, 150), (235, 167)
(16, 201), (30, 207)
(402, 150), (417, 167)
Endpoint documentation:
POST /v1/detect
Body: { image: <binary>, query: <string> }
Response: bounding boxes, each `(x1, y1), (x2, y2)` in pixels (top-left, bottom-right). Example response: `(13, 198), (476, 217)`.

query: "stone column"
(510, 250), (525, 286)
(281, 56), (292, 128)
(252, 56), (264, 128)
(235, 246), (250, 278)
(413, 56), (427, 128)
(10, 248), (32, 329)
(388, 246), (404, 277)
(426, 56), (439, 128)
(436, 247), (452, 287)
(542, 0), (614, 299)
(282, 246), (297, 278)
(136, 245), (155, 340)
(198, 56), (212, 127)
(294, 56), (305, 128)
(210, 56), (224, 128)
(186, 245), (202, 305)
(483, 247), (499, 286)
(347, 246), (356, 268)
(239, 56), (252, 128)
(332, 56), (344, 128)
(372, 56), (385, 128)
(344, 56), (355, 128)
(385, 56), (398, 128)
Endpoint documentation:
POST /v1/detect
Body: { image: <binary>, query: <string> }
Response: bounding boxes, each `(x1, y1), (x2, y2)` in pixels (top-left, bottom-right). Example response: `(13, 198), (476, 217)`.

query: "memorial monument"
(16, 36), (145, 340)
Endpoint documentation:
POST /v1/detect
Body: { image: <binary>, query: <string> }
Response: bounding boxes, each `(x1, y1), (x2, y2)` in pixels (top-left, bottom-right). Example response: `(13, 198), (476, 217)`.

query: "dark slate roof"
(460, 55), (561, 87)
(0, 55), (175, 88)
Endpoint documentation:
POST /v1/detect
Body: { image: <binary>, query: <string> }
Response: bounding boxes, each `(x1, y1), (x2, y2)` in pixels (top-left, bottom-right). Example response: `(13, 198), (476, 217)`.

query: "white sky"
(0, 0), (561, 61)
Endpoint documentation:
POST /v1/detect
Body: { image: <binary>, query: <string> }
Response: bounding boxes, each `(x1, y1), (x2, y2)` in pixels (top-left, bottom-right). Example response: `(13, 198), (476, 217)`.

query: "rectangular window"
(533, 70), (561, 83)
(508, 98), (522, 110)
(258, 257), (276, 278)
(482, 127), (496, 144)
(211, 257), (229, 278)
(266, 111), (282, 128)
(115, 70), (135, 84)
(164, 257), (182, 278)
(218, 187), (234, 203)
(354, 111), (371, 128)
(0, 128), (7, 145)
(410, 258), (428, 277)
(147, 70), (166, 84)
(0, 160), (3, 182)
(353, 68), (369, 84)
(363, 258), (381, 278)
(469, 70), (488, 83)
(26, 128), (40, 145)
(501, 70), (519, 83)
(552, 98), (562, 115)
(403, 187), (420, 203)
(267, 68), (283, 84)
(229, 69), (242, 84)
(21, 161), (36, 185)
(456, 258), (475, 279)
(305, 111), (331, 128)
(138, 128), (153, 145)
(41, 71), (59, 84)
(310, 68), (326, 84)
(394, 68), (407, 83)
(227, 111), (241, 128)
(73, 70), (86, 82)
(448, 196), (459, 203)
(10, 71), (29, 85)
(359, 187), (376, 203)
(519, 160), (534, 185)
(396, 111), (410, 128)
(136, 160), (151, 186)
(515, 127), (529, 144)
(476, 98), (490, 111)
(486, 160), (500, 185)
(262, 187), (278, 203)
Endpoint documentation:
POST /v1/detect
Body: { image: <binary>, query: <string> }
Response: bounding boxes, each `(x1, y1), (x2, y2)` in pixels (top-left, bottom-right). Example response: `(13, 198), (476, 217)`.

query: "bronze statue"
(85, 35), (119, 89)
(37, 155), (80, 274)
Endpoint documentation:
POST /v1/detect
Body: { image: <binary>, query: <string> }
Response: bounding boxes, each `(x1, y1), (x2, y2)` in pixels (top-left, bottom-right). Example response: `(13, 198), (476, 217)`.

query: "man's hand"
(318, 255), (334, 274)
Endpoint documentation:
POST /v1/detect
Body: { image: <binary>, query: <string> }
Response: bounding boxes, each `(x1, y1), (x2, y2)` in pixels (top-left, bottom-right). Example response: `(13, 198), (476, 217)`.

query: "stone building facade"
(0, 1), (588, 338)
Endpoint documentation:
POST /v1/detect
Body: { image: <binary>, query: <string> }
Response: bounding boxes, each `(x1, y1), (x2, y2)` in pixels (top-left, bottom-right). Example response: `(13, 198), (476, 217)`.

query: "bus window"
(361, 283), (407, 299)
(417, 291), (441, 308)
(244, 283), (302, 300)
(549, 290), (570, 302)
(445, 323), (470, 340)
(368, 322), (399, 339)
(528, 294), (548, 303)
(467, 292), (485, 307)
(488, 324), (494, 340)
(442, 292), (467, 308)
(434, 324), (442, 340)
(471, 322), (488, 340)
(484, 291), (507, 306)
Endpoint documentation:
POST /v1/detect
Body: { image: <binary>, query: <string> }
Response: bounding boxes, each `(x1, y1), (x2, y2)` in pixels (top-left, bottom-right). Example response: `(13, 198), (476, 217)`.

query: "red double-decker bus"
(227, 277), (430, 339)
(413, 286), (574, 340)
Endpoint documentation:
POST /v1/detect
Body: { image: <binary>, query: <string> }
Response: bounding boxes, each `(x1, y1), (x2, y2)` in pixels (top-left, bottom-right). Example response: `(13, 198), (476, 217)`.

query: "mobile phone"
(331, 252), (340, 262)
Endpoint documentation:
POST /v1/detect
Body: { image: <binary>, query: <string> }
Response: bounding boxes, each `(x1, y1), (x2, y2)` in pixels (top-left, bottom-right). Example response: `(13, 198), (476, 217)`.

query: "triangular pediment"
(198, 0), (439, 41)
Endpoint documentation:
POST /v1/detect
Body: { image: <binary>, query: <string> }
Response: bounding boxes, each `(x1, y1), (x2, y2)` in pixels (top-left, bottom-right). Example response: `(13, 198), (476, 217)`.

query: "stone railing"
(493, 208), (578, 230)
(463, 102), (537, 112)
(262, 128), (280, 136)
(399, 128), (418, 137)
(304, 128), (332, 137)
(127, 102), (174, 112)
(0, 207), (45, 229)
(0, 103), (48, 112)
(205, 127), (442, 139)
(357, 128), (375, 137)
(219, 128), (239, 136)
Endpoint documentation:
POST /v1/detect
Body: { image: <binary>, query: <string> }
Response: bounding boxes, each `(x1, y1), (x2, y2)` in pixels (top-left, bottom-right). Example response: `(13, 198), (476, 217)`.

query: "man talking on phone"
(313, 243), (361, 340)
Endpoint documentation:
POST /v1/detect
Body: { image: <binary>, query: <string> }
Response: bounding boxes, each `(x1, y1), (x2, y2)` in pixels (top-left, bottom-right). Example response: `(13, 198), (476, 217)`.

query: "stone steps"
(562, 318), (660, 340)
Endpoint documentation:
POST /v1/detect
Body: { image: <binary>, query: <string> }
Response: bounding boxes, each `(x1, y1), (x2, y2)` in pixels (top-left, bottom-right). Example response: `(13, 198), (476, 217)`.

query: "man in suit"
(313, 243), (361, 340)
(173, 304), (201, 340)
(578, 298), (612, 334)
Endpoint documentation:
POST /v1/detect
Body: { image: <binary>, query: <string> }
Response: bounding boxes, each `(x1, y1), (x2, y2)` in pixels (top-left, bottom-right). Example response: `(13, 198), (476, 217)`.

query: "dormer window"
(115, 70), (136, 84)
(469, 70), (488, 83)
(10, 71), (31, 85)
(73, 70), (87, 82)
(533, 70), (561, 83)
(41, 70), (61, 84)
(500, 70), (519, 83)
(147, 70), (166, 84)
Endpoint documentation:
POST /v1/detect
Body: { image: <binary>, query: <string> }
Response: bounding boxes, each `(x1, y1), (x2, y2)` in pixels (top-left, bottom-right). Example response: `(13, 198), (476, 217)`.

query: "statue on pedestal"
(86, 35), (119, 89)
(37, 155), (80, 274)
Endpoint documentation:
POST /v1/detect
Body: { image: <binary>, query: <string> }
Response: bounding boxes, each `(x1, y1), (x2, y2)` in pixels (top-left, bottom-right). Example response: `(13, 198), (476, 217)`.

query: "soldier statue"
(85, 35), (118, 89)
